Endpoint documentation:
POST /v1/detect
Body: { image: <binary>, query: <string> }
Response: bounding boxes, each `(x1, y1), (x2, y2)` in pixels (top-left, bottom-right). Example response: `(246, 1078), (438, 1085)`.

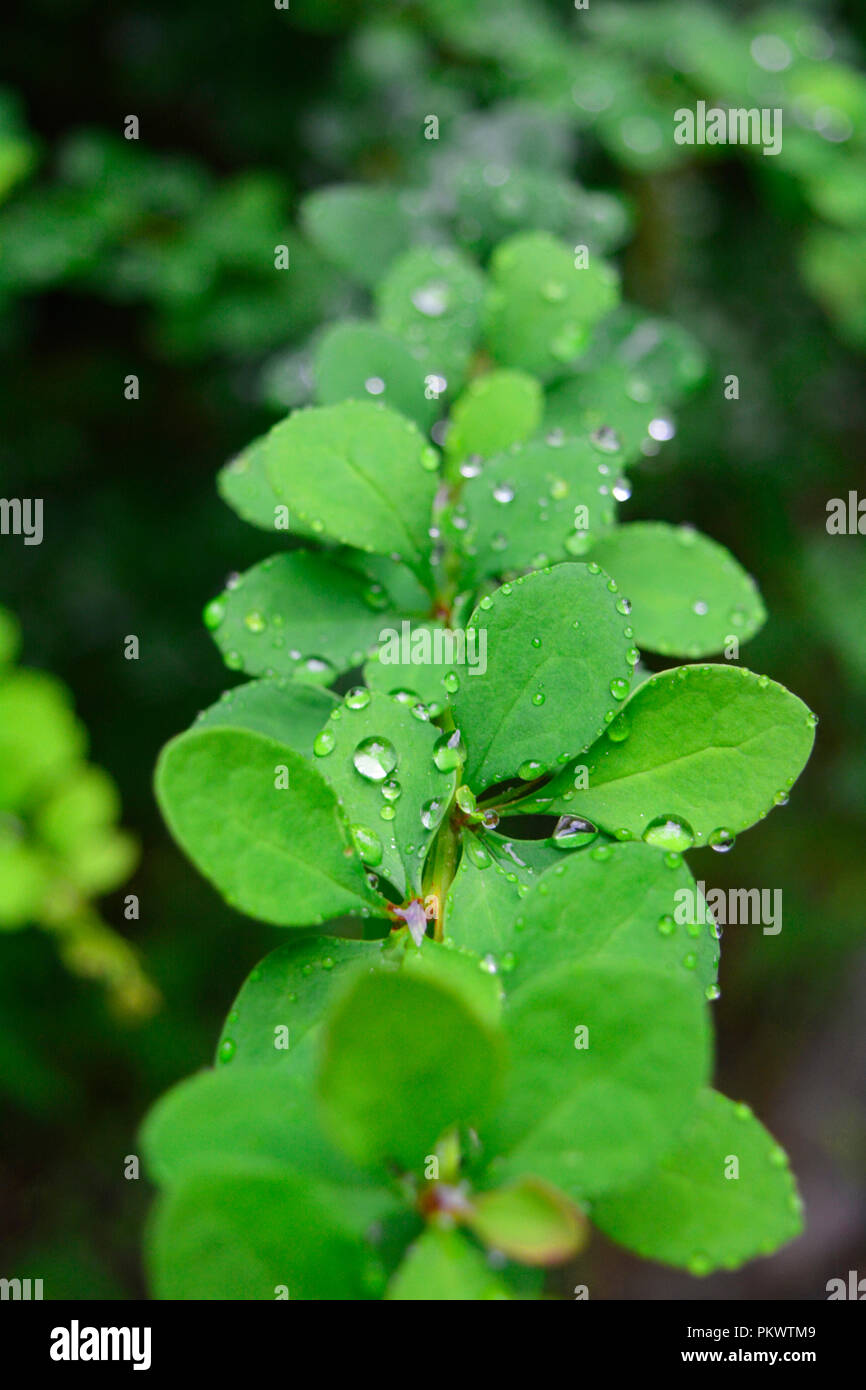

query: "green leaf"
(0, 670), (86, 812)
(483, 232), (619, 380)
(590, 523), (766, 657)
(453, 162), (630, 259)
(451, 434), (618, 583)
(544, 364), (669, 464)
(311, 688), (456, 896)
(142, 1065), (363, 1192)
(444, 369), (543, 471)
(453, 564), (635, 792)
(444, 830), (563, 958)
(215, 937), (375, 1070)
(363, 624), (456, 714)
(155, 727), (384, 927)
(319, 968), (505, 1170)
(148, 1161), (383, 1300)
(217, 435), (296, 534)
(193, 678), (337, 750)
(400, 937), (503, 1030)
(583, 305), (707, 404)
(205, 550), (402, 684)
(485, 960), (711, 1198)
(468, 1177), (587, 1266)
(265, 401), (437, 582)
(499, 841), (718, 997)
(301, 184), (414, 288)
(314, 321), (439, 432)
(592, 1090), (803, 1274)
(529, 666), (817, 847)
(376, 244), (486, 391)
(386, 1227), (511, 1300)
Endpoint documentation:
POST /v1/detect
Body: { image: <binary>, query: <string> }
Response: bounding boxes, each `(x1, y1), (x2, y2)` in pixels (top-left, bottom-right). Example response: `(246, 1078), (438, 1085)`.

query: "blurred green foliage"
(0, 603), (154, 1017)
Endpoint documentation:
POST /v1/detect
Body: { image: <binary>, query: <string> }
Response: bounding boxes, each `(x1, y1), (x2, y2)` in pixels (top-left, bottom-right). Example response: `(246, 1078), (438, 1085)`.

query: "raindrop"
(353, 737), (398, 782)
(203, 597), (226, 630)
(615, 597), (632, 615)
(466, 838), (492, 870)
(381, 778), (402, 803)
(708, 827), (735, 853)
(350, 824), (384, 866)
(648, 417), (675, 441)
(608, 714), (631, 742)
(692, 600), (708, 616)
(518, 759), (545, 780)
(244, 610), (266, 633)
(218, 1038), (236, 1064)
(433, 730), (465, 772)
(493, 483), (515, 504)
(590, 425), (621, 454)
(552, 815), (598, 849)
(612, 478), (632, 501)
(420, 798), (442, 830)
(313, 729), (336, 757)
(460, 455), (483, 478)
(364, 376), (386, 396)
(609, 677), (629, 701)
(643, 817), (695, 852)
(345, 687), (371, 710)
(657, 914), (676, 936)
(412, 283), (449, 317)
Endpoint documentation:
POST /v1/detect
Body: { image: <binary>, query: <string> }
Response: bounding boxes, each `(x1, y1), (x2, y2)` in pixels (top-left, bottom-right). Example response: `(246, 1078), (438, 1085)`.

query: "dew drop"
(381, 777), (402, 803)
(493, 483), (515, 504)
(353, 737), (398, 782)
(609, 677), (630, 701)
(518, 759), (546, 780)
(420, 798), (442, 830)
(643, 816), (695, 852)
(218, 1038), (236, 1064)
(203, 597), (227, 630)
(433, 730), (465, 772)
(657, 914), (676, 937)
(313, 729), (336, 757)
(552, 815), (598, 849)
(590, 425), (621, 454)
(350, 823), (384, 865)
(466, 838), (491, 870)
(345, 686), (371, 710)
(708, 827), (735, 853)
(412, 282), (449, 317)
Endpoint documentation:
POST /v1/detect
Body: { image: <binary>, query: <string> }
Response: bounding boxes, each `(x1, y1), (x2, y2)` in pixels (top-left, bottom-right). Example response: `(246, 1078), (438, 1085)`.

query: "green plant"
(143, 230), (815, 1299)
(0, 605), (156, 1017)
